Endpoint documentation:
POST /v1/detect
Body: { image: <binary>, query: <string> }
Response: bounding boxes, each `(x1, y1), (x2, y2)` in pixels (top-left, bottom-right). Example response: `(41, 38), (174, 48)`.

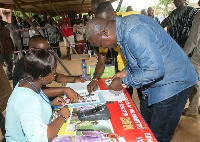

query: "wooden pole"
(38, 0), (50, 16)
(48, 0), (60, 16)
(48, 48), (72, 75)
(116, 0), (123, 12)
(56, 6), (62, 15)
(81, 0), (86, 12)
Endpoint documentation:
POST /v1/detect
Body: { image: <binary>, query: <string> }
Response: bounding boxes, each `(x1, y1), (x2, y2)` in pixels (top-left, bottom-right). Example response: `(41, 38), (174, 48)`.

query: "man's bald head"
(91, 0), (105, 14)
(85, 18), (117, 48)
(85, 18), (107, 41)
(28, 35), (49, 50)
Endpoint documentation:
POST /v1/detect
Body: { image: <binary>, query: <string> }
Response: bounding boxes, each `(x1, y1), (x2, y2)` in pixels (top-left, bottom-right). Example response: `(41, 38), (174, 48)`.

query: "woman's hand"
(58, 105), (70, 119)
(74, 77), (87, 83)
(64, 87), (85, 103)
(51, 97), (65, 106)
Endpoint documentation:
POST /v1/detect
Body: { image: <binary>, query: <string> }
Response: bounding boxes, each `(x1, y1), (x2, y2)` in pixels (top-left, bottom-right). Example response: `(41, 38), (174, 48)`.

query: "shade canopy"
(0, 0), (117, 16)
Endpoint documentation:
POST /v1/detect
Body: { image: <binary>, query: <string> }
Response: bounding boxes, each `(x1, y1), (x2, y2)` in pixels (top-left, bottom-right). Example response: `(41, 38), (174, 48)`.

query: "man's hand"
(109, 78), (123, 91)
(87, 80), (98, 94)
(112, 70), (128, 79)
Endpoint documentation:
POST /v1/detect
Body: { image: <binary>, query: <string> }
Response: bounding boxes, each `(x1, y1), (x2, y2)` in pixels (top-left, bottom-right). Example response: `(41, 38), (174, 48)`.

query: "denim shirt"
(116, 15), (198, 105)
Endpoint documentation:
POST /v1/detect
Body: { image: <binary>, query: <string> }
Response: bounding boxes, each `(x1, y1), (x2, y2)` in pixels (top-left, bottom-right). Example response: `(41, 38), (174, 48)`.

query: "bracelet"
(58, 114), (67, 122)
(92, 78), (98, 81)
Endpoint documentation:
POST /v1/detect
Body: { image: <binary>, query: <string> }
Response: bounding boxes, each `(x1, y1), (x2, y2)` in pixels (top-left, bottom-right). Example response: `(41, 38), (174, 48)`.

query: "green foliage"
(119, 4), (127, 13)
(159, 0), (173, 15)
(12, 11), (35, 21)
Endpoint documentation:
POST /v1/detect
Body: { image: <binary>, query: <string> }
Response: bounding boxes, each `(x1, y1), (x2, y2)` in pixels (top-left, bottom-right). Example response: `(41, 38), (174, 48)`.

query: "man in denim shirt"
(85, 15), (198, 141)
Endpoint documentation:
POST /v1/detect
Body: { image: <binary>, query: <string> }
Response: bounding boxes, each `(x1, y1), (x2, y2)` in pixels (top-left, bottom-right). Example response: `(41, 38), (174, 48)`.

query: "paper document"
(99, 90), (126, 102)
(65, 81), (104, 108)
(65, 81), (126, 107)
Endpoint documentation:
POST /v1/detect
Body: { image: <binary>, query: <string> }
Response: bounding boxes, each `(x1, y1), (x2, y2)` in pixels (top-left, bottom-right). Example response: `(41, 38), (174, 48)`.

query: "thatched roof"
(0, 0), (117, 16)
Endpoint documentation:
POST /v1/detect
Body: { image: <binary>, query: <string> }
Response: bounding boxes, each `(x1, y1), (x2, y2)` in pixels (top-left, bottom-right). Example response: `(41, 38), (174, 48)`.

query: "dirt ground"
(1, 41), (200, 142)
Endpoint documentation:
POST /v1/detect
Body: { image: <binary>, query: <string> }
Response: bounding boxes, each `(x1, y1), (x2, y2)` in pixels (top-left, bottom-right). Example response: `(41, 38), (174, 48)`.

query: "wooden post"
(48, 0), (60, 16)
(81, 0), (86, 12)
(38, 0), (50, 16)
(116, 0), (123, 12)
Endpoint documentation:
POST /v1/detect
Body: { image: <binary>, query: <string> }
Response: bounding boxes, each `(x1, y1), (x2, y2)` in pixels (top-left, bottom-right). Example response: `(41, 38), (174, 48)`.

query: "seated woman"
(5, 48), (72, 141)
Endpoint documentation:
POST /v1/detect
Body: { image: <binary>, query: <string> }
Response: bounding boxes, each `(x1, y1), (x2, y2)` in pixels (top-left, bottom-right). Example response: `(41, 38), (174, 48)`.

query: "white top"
(73, 23), (85, 41)
(5, 83), (52, 142)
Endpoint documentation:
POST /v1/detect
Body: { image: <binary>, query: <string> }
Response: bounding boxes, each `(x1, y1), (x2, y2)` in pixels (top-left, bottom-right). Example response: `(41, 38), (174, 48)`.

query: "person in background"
(182, 10), (200, 117)
(41, 12), (48, 27)
(147, 7), (160, 24)
(73, 19), (85, 54)
(87, 11), (93, 21)
(85, 15), (198, 141)
(17, 17), (23, 29)
(45, 16), (61, 58)
(83, 15), (88, 26)
(22, 20), (30, 51)
(161, 0), (198, 48)
(126, 6), (133, 12)
(0, 19), (14, 80)
(78, 13), (83, 23)
(60, 14), (75, 58)
(13, 35), (86, 99)
(29, 20), (45, 38)
(5, 48), (72, 141)
(141, 9), (147, 16)
(118, 5), (140, 17)
(6, 16), (23, 65)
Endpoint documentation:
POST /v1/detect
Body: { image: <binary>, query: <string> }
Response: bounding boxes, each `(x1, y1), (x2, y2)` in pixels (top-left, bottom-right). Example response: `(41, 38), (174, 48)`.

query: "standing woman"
(5, 49), (70, 141)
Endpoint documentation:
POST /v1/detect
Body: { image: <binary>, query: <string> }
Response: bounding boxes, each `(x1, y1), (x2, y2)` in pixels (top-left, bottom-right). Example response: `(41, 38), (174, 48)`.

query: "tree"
(159, 0), (173, 16)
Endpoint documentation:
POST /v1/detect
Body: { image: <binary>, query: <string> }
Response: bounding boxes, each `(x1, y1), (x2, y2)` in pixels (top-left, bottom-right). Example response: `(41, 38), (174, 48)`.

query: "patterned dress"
(167, 6), (198, 48)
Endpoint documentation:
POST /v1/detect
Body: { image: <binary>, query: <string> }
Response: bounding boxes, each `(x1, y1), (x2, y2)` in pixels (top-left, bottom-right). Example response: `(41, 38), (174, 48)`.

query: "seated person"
(13, 35), (86, 100)
(5, 49), (81, 141)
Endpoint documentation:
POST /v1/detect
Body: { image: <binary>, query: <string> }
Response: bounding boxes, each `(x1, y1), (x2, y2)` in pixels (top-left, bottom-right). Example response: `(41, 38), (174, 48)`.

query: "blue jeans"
(140, 86), (194, 142)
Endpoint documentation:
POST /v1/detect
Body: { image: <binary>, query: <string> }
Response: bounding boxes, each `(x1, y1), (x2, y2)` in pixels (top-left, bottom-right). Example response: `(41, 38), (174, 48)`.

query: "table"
(98, 79), (157, 142)
(54, 79), (157, 142)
